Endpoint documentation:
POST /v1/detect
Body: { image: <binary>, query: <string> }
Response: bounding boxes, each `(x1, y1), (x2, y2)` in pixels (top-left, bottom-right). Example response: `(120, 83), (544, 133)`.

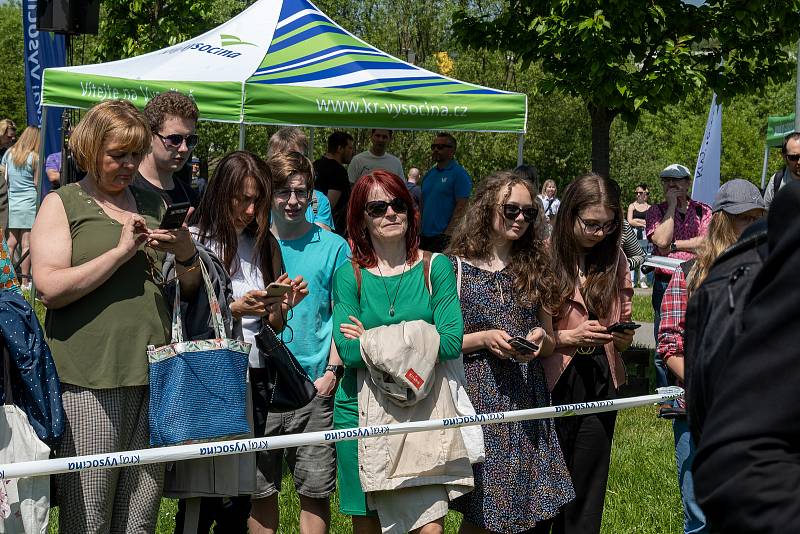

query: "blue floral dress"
(450, 258), (574, 532)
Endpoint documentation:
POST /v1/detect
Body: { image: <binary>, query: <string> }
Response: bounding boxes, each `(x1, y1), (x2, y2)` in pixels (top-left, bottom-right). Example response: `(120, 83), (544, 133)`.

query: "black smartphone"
(159, 202), (191, 230)
(606, 321), (641, 334)
(508, 336), (539, 353)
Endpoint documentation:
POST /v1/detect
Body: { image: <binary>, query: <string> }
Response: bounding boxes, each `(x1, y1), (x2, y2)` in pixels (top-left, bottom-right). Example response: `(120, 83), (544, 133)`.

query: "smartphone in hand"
(606, 321), (641, 334)
(508, 336), (539, 353)
(159, 202), (191, 230)
(264, 282), (293, 298)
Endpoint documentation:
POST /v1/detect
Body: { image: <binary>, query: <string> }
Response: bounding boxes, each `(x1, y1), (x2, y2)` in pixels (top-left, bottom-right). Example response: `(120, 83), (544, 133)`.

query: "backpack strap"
(774, 167), (784, 199)
(311, 191), (319, 215)
(351, 260), (362, 302)
(423, 251), (433, 294)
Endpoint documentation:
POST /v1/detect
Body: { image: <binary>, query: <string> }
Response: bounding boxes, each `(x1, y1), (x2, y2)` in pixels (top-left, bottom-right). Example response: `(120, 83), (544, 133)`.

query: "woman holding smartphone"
(447, 171), (574, 533)
(179, 150), (307, 532)
(30, 100), (201, 532)
(542, 173), (634, 534)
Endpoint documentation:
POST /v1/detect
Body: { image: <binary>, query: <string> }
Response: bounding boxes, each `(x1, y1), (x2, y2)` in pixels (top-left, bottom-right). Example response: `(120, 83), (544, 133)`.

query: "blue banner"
(22, 0), (65, 195)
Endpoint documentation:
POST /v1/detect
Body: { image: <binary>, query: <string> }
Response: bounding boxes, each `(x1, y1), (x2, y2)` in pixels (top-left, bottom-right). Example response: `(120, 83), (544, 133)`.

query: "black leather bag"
(254, 323), (317, 413)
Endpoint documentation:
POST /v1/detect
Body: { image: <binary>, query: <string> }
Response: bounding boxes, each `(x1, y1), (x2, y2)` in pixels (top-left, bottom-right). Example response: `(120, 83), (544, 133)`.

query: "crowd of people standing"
(0, 91), (784, 534)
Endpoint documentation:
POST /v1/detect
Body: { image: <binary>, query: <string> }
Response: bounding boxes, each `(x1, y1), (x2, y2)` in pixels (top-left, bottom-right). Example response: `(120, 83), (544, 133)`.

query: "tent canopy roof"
(766, 114), (794, 148)
(42, 0), (527, 133)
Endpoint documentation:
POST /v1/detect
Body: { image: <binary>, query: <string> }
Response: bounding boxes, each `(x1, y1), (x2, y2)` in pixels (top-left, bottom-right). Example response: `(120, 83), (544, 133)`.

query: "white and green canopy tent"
(41, 0), (527, 156)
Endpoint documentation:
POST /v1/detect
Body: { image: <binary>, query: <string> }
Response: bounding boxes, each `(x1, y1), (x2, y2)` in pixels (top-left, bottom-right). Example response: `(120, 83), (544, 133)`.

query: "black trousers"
(543, 354), (617, 534)
(174, 496), (251, 533)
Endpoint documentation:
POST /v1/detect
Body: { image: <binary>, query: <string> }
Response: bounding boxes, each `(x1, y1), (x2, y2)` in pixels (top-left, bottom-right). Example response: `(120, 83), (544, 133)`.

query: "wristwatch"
(326, 364), (344, 379)
(669, 242), (678, 253)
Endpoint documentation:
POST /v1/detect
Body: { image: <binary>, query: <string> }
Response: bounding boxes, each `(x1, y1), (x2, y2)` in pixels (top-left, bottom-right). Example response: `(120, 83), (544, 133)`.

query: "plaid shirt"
(657, 265), (688, 408)
(646, 199), (712, 276)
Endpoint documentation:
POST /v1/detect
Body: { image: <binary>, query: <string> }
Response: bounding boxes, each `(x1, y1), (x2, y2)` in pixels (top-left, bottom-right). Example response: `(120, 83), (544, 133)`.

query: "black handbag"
(254, 322), (317, 413)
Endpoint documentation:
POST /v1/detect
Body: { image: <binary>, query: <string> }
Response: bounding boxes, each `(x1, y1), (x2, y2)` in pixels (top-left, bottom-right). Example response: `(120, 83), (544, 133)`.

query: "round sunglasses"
(364, 198), (408, 218)
(500, 204), (538, 223)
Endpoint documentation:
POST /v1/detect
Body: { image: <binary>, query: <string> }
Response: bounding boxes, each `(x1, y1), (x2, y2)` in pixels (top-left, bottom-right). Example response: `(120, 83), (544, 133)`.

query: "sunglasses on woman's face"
(364, 198), (408, 218)
(501, 204), (538, 223)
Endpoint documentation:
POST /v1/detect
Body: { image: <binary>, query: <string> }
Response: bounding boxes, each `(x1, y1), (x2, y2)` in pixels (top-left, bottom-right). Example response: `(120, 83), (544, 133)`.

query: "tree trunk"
(589, 104), (618, 178)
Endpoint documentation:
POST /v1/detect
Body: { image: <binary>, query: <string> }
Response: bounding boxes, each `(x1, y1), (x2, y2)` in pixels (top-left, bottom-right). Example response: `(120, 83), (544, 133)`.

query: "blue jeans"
(652, 276), (670, 389)
(673, 419), (708, 534)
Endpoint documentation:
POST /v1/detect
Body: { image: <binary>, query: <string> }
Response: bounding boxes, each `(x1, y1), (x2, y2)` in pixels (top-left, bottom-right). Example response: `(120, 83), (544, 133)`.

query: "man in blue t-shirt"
(420, 132), (472, 252)
(252, 151), (350, 534)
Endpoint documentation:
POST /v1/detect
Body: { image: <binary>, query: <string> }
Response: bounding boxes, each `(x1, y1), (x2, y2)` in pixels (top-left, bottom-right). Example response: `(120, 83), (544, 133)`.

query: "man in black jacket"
(692, 179), (800, 532)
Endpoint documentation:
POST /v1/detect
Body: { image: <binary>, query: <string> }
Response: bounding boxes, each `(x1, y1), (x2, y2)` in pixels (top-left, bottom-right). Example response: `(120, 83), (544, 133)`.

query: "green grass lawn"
(47, 406), (678, 533)
(632, 293), (654, 324)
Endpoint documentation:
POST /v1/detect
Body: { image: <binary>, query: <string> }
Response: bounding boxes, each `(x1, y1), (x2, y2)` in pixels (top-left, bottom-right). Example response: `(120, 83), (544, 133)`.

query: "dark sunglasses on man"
(785, 153), (800, 162)
(364, 198), (408, 218)
(500, 204), (538, 223)
(155, 132), (200, 150)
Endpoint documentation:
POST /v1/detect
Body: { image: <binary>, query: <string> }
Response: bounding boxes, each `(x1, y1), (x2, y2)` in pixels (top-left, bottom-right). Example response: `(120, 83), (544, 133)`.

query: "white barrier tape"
(0, 387), (683, 480)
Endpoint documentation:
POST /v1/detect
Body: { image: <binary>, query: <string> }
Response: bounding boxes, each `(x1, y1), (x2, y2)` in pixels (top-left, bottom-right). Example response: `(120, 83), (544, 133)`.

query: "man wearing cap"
(190, 156), (207, 197)
(764, 132), (800, 209)
(646, 163), (712, 391)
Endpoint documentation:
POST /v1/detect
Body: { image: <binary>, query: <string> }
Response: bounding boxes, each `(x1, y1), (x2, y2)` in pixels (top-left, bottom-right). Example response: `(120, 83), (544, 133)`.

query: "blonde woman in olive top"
(332, 170), (464, 534)
(30, 100), (201, 533)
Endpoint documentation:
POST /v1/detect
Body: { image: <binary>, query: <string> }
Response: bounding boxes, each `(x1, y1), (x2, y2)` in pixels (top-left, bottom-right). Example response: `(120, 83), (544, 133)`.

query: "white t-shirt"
(347, 150), (405, 183)
(538, 194), (560, 218)
(197, 230), (266, 368)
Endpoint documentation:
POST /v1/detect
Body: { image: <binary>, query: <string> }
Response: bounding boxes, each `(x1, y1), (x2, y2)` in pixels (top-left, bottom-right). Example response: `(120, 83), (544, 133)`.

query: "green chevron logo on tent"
(220, 34), (257, 47)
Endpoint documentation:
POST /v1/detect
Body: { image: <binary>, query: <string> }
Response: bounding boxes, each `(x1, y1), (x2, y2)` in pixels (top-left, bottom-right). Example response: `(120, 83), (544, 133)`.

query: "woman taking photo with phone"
(542, 173), (634, 534)
(30, 99), (201, 532)
(332, 170), (465, 534)
(447, 171), (574, 533)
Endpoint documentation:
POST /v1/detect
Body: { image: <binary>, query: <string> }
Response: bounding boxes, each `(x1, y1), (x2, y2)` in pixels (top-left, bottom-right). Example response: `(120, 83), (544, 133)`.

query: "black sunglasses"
(501, 204), (538, 223)
(786, 153), (800, 162)
(364, 198), (408, 218)
(155, 132), (200, 150)
(431, 143), (454, 150)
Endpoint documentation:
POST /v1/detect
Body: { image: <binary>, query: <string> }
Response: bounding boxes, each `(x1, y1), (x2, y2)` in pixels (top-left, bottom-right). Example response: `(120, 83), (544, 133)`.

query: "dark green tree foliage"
(0, 2), (26, 125)
(453, 0), (800, 177)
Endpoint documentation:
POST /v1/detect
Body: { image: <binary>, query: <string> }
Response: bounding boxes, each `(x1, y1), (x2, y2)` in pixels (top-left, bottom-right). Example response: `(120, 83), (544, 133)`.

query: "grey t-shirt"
(347, 150), (405, 183)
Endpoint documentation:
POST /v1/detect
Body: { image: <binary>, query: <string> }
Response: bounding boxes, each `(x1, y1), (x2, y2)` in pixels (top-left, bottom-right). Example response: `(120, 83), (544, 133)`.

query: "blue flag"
(22, 0), (65, 196)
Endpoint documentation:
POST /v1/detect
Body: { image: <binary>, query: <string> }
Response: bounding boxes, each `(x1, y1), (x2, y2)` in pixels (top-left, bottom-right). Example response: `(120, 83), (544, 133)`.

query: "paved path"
(634, 321), (656, 349)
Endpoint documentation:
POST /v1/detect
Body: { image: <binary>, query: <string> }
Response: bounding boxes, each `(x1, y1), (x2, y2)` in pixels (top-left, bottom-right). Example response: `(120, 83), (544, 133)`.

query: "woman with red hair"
(332, 170), (465, 534)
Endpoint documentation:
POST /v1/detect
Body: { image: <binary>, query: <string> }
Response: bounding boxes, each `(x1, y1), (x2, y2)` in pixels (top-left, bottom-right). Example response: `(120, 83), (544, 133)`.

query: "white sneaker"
(639, 280), (648, 289)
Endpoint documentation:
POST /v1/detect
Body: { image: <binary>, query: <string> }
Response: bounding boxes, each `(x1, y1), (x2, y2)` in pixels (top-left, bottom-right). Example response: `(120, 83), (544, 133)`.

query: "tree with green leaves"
(454, 1), (800, 177)
(0, 2), (26, 125)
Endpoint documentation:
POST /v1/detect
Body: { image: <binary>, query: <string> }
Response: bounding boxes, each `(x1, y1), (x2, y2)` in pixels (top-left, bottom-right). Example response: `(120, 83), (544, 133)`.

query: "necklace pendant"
(389, 305), (395, 317)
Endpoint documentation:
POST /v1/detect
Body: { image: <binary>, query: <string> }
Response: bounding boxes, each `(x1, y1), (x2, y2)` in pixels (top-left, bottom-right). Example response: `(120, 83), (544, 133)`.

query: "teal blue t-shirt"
(278, 225), (350, 380)
(306, 190), (335, 230)
(420, 160), (473, 236)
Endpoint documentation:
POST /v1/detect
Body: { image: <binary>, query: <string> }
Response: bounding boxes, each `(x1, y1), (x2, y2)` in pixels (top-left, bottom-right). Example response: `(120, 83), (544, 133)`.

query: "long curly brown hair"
(447, 170), (559, 313)
(550, 173), (623, 318)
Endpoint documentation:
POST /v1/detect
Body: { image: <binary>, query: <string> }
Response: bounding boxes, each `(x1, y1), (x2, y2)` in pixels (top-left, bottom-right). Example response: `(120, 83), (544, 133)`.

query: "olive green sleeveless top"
(45, 183), (171, 389)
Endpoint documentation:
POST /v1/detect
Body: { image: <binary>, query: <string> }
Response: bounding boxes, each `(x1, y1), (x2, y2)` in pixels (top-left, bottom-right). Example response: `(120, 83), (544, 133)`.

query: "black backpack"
(685, 221), (769, 442)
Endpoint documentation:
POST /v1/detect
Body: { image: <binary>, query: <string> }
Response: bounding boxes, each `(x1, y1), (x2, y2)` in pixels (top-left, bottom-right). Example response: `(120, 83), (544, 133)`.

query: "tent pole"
(516, 133), (524, 167)
(30, 106), (48, 305)
(238, 123), (246, 150)
(761, 144), (770, 190)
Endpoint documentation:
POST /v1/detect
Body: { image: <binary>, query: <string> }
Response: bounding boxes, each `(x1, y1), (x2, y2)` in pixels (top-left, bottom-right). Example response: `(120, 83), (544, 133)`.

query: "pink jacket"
(542, 250), (634, 391)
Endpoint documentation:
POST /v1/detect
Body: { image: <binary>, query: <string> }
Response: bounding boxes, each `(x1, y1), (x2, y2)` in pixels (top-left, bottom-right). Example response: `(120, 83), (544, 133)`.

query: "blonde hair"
(9, 126), (40, 169)
(686, 211), (739, 294)
(69, 100), (151, 179)
(0, 119), (16, 137)
(541, 179), (557, 196)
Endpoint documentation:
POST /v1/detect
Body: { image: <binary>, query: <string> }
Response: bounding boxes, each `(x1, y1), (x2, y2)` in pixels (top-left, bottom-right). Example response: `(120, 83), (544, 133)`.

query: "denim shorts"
(253, 394), (336, 499)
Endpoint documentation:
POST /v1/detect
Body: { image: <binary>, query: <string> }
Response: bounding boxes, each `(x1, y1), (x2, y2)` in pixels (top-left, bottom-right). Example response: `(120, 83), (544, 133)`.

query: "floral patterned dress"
(450, 258), (574, 533)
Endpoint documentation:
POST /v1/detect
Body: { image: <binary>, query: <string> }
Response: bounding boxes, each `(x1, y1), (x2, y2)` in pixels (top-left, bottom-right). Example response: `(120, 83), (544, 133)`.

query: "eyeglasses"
(577, 214), (618, 235)
(431, 143), (454, 150)
(155, 132), (199, 150)
(500, 204), (538, 223)
(364, 198), (408, 218)
(274, 188), (310, 201)
(785, 153), (800, 162)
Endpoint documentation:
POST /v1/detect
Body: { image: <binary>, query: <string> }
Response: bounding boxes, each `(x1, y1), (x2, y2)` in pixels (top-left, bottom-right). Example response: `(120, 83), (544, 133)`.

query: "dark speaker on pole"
(37, 0), (99, 35)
